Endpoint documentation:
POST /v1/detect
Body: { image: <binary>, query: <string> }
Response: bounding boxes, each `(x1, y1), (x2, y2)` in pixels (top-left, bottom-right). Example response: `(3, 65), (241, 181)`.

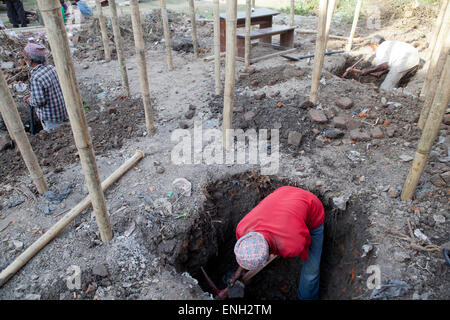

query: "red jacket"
(236, 187), (325, 261)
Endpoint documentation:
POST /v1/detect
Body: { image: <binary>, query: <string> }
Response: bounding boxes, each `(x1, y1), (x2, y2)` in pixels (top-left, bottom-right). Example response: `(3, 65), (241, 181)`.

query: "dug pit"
(176, 172), (374, 300)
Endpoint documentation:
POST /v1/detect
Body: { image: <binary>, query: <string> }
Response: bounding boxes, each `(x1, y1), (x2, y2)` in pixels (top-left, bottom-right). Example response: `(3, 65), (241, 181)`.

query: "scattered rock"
(350, 129), (370, 141)
(185, 109), (195, 120)
(399, 154), (414, 162)
(440, 171), (449, 184)
(179, 121), (189, 129)
(433, 214), (445, 224)
(370, 127), (384, 139)
(287, 131), (302, 146)
(243, 111), (255, 121)
(394, 250), (410, 262)
(346, 119), (361, 130)
(156, 167), (165, 174)
(443, 114), (450, 125)
(332, 116), (347, 129)
(380, 97), (388, 107)
(24, 294), (41, 300)
(12, 240), (23, 250)
(1, 61), (14, 70)
(430, 174), (445, 187)
(0, 134), (13, 151)
(92, 264), (109, 277)
(386, 126), (396, 138)
(308, 109), (328, 123)
(254, 92), (265, 100)
(324, 128), (344, 139)
(387, 187), (399, 198)
(335, 97), (353, 109)
(299, 100), (314, 109)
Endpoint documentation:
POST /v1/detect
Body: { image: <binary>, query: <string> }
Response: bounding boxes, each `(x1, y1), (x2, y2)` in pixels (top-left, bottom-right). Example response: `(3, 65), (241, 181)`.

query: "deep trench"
(175, 172), (372, 300)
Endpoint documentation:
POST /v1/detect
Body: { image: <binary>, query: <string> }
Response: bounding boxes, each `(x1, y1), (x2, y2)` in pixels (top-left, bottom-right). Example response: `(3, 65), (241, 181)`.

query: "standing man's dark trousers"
(5, 0), (27, 27)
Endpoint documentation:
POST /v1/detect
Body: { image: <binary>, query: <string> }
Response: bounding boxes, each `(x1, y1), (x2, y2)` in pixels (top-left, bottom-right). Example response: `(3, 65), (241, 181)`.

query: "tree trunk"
(160, 0), (174, 70)
(222, 0), (237, 148)
(0, 71), (48, 194)
(129, 0), (156, 133)
(188, 0), (199, 58)
(95, 0), (111, 62)
(401, 53), (450, 200)
(346, 0), (362, 52)
(309, 0), (329, 104)
(214, 0), (222, 94)
(37, 0), (112, 242)
(109, 0), (130, 97)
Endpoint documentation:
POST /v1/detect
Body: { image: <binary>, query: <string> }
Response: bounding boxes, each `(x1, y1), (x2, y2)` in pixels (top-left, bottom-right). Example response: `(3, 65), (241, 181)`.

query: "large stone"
(335, 97), (353, 109)
(346, 119), (361, 130)
(430, 174), (446, 187)
(324, 128), (344, 139)
(386, 126), (396, 137)
(254, 92), (266, 100)
(350, 129), (370, 141)
(387, 187), (399, 198)
(308, 109), (328, 123)
(92, 264), (108, 277)
(332, 116), (347, 129)
(288, 131), (302, 146)
(370, 127), (384, 139)
(185, 109), (195, 120)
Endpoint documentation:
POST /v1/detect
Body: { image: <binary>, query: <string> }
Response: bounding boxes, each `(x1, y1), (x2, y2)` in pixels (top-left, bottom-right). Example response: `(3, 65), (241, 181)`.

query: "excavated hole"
(176, 172), (372, 300)
(334, 55), (417, 88)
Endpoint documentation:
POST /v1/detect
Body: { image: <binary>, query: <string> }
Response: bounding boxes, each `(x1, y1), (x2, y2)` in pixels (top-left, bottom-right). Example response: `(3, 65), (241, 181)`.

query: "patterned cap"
(24, 42), (46, 60)
(234, 232), (269, 270)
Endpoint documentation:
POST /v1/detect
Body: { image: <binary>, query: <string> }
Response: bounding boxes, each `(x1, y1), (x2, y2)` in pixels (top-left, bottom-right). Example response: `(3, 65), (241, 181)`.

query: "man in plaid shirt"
(23, 42), (68, 132)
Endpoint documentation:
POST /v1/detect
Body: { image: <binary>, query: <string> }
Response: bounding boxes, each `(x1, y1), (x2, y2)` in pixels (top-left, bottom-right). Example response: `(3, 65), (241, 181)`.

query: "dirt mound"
(0, 97), (148, 185)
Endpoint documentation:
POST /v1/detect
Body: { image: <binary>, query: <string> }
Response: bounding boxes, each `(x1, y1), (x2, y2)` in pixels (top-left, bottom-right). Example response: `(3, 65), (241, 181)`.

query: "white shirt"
(375, 40), (420, 72)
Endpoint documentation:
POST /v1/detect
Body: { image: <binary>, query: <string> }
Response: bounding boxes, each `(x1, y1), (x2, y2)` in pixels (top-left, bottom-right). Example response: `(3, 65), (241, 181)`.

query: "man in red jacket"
(231, 186), (325, 300)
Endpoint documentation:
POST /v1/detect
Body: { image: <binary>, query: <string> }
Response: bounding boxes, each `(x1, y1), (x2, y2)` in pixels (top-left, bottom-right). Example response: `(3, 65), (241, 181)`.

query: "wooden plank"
(237, 26), (295, 39)
(220, 8), (279, 20)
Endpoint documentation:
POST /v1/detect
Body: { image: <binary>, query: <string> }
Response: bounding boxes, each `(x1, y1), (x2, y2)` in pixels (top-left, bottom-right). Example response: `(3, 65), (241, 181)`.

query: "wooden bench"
(236, 26), (296, 63)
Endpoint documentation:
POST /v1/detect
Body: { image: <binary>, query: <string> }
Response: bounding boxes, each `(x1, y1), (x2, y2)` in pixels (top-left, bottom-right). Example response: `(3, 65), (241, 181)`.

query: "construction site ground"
(0, 3), (449, 300)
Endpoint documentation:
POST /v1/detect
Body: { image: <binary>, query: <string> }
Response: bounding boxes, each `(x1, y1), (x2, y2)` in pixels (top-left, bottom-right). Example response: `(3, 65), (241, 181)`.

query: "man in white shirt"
(354, 35), (420, 91)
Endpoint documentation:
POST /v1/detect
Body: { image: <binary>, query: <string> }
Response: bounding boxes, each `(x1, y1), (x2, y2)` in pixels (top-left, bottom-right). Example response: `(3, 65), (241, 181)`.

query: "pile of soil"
(0, 97), (148, 184)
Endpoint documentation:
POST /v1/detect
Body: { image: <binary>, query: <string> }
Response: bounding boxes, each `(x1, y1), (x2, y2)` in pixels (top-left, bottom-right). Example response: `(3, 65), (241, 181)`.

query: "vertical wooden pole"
(290, 0), (295, 26)
(401, 52), (450, 201)
(345, 0), (362, 52)
(109, 0), (130, 97)
(325, 0), (336, 43)
(309, 0), (328, 104)
(95, 0), (111, 62)
(160, 0), (174, 70)
(418, 3), (450, 129)
(214, 0), (222, 95)
(188, 0), (199, 58)
(0, 72), (48, 194)
(37, 0), (112, 242)
(222, 0), (237, 148)
(421, 0), (449, 88)
(244, 0), (251, 67)
(252, 0), (255, 8)
(129, 0), (156, 133)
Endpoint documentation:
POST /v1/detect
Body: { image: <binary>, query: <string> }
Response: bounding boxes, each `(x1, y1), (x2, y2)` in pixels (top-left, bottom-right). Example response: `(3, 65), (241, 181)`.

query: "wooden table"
(219, 8), (280, 52)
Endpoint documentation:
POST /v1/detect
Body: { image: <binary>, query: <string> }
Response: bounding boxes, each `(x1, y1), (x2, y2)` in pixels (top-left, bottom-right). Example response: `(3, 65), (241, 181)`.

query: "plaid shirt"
(30, 64), (68, 122)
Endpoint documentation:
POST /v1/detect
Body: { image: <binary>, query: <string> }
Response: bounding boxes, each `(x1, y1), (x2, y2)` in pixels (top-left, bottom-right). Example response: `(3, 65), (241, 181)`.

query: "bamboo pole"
(295, 29), (361, 40)
(222, 0), (237, 148)
(0, 150), (145, 288)
(95, 0), (111, 62)
(109, 0), (130, 97)
(309, 0), (329, 104)
(325, 0), (337, 43)
(160, 0), (174, 70)
(242, 254), (278, 283)
(214, 0), (222, 94)
(0, 72), (48, 194)
(418, 3), (450, 129)
(188, 0), (199, 58)
(244, 0), (251, 67)
(251, 0), (255, 8)
(37, 0), (112, 243)
(345, 0), (362, 52)
(290, 0), (295, 26)
(401, 53), (450, 201)
(421, 0), (449, 88)
(129, 0), (156, 133)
